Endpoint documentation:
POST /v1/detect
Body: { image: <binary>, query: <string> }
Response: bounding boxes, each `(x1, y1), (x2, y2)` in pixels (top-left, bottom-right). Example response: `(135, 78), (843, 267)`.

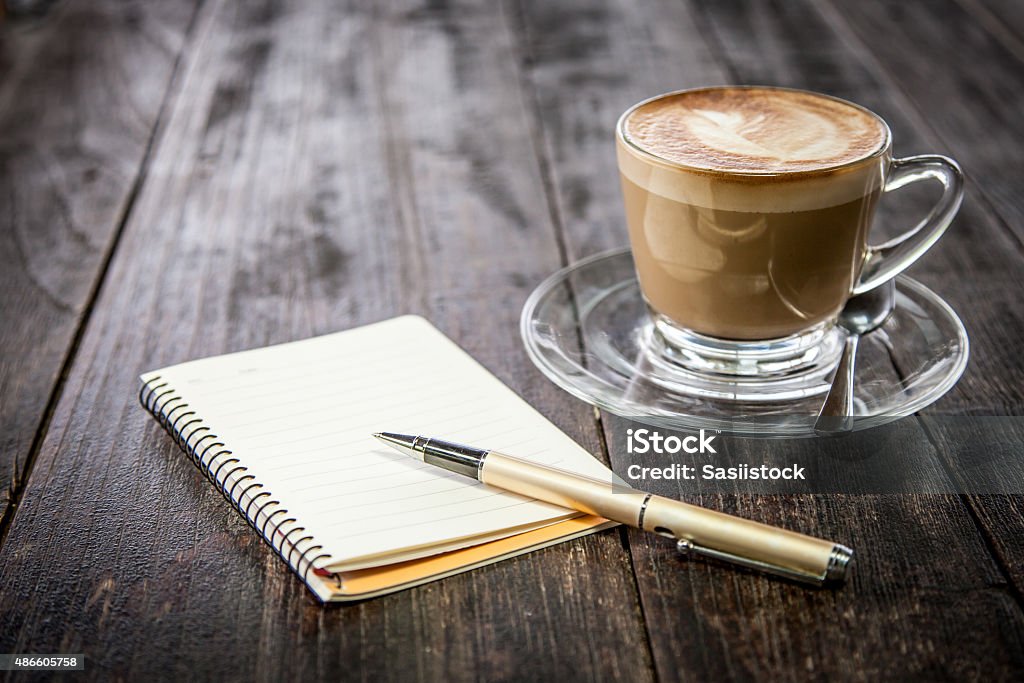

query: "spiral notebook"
(139, 316), (615, 602)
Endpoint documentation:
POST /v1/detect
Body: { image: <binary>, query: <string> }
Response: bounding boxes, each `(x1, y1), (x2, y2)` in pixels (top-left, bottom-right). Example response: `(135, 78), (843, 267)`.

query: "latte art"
(623, 87), (888, 174)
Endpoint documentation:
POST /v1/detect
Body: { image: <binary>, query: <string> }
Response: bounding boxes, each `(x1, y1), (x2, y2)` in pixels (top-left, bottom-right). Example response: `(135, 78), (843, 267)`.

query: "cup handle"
(853, 155), (964, 295)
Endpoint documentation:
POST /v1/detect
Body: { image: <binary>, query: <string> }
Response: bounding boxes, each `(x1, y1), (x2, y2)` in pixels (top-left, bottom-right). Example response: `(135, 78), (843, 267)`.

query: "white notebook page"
(142, 316), (613, 571)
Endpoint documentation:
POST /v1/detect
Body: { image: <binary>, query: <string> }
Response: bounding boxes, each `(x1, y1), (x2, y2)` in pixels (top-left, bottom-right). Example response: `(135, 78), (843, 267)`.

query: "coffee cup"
(616, 86), (962, 379)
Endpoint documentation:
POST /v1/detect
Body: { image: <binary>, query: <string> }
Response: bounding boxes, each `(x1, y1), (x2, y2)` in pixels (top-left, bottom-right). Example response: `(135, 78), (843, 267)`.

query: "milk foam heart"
(623, 87), (888, 174)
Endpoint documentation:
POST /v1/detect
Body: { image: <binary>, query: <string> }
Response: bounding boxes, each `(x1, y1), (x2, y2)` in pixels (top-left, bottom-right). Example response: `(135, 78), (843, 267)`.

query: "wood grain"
(0, 0), (651, 680)
(960, 0), (1024, 52)
(512, 0), (1024, 678)
(812, 0), (1024, 591)
(1, 0), (1022, 680)
(820, 0), (1024, 245)
(0, 0), (200, 530)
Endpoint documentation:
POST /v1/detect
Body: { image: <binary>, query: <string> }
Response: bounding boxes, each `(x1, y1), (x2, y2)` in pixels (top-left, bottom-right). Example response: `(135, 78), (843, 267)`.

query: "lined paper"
(142, 316), (613, 571)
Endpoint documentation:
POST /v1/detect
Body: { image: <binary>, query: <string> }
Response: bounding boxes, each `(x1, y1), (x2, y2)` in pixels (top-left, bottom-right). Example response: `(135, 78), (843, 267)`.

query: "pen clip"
(676, 539), (850, 586)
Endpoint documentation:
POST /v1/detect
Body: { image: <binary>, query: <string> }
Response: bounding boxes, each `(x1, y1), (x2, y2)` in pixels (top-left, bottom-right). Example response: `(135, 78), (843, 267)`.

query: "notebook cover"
(310, 516), (616, 602)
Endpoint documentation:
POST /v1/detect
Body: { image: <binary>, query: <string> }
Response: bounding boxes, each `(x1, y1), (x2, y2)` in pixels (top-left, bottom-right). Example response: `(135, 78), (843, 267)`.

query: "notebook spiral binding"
(139, 376), (338, 597)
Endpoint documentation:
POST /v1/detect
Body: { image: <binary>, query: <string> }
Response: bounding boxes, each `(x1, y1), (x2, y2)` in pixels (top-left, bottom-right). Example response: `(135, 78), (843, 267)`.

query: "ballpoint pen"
(374, 432), (853, 586)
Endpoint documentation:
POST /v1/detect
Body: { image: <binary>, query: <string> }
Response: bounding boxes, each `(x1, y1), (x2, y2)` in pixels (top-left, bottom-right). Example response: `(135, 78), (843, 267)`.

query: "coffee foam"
(617, 89), (891, 212)
(623, 88), (888, 174)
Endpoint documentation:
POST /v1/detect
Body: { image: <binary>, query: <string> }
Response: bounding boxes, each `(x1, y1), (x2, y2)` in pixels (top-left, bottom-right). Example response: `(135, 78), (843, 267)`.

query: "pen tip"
(372, 432), (422, 458)
(371, 432), (384, 439)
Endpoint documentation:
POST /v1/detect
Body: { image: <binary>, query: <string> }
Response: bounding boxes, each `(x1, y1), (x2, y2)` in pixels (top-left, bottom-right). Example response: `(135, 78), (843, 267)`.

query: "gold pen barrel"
(483, 451), (650, 522)
(482, 451), (851, 584)
(639, 495), (847, 583)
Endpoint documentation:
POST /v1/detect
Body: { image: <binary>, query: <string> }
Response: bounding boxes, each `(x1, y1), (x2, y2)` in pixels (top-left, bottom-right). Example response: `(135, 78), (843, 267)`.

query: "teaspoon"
(814, 280), (897, 435)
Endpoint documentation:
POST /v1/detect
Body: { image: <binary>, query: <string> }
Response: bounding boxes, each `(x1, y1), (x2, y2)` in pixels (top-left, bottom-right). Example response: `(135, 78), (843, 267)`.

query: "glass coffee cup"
(616, 86), (963, 387)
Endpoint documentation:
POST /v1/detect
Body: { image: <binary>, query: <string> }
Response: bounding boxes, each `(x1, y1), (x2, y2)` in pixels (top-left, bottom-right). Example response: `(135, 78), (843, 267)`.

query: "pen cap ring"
(825, 544), (854, 583)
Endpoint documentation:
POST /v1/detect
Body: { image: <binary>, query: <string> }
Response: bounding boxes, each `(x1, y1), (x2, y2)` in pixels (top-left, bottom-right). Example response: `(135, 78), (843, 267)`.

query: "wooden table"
(2, 0), (1023, 680)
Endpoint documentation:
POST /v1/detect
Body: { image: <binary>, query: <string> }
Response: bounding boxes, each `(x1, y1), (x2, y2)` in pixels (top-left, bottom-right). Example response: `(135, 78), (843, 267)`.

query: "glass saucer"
(520, 247), (969, 437)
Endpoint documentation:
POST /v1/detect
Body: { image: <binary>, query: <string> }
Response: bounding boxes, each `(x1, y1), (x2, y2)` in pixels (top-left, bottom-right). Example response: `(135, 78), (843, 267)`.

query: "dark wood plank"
(804, 3), (1024, 394)
(813, 0), (1024, 591)
(0, 0), (200, 531)
(821, 0), (1024, 246)
(958, 0), (1024, 60)
(1, 0), (61, 20)
(508, 0), (731, 261)
(689, 0), (1024, 399)
(696, 0), (1024, 667)
(512, 0), (1024, 678)
(0, 0), (653, 680)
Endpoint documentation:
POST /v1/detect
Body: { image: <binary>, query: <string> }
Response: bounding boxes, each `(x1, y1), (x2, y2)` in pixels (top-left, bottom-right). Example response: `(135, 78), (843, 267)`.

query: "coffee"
(617, 87), (890, 341)
(623, 87), (887, 174)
